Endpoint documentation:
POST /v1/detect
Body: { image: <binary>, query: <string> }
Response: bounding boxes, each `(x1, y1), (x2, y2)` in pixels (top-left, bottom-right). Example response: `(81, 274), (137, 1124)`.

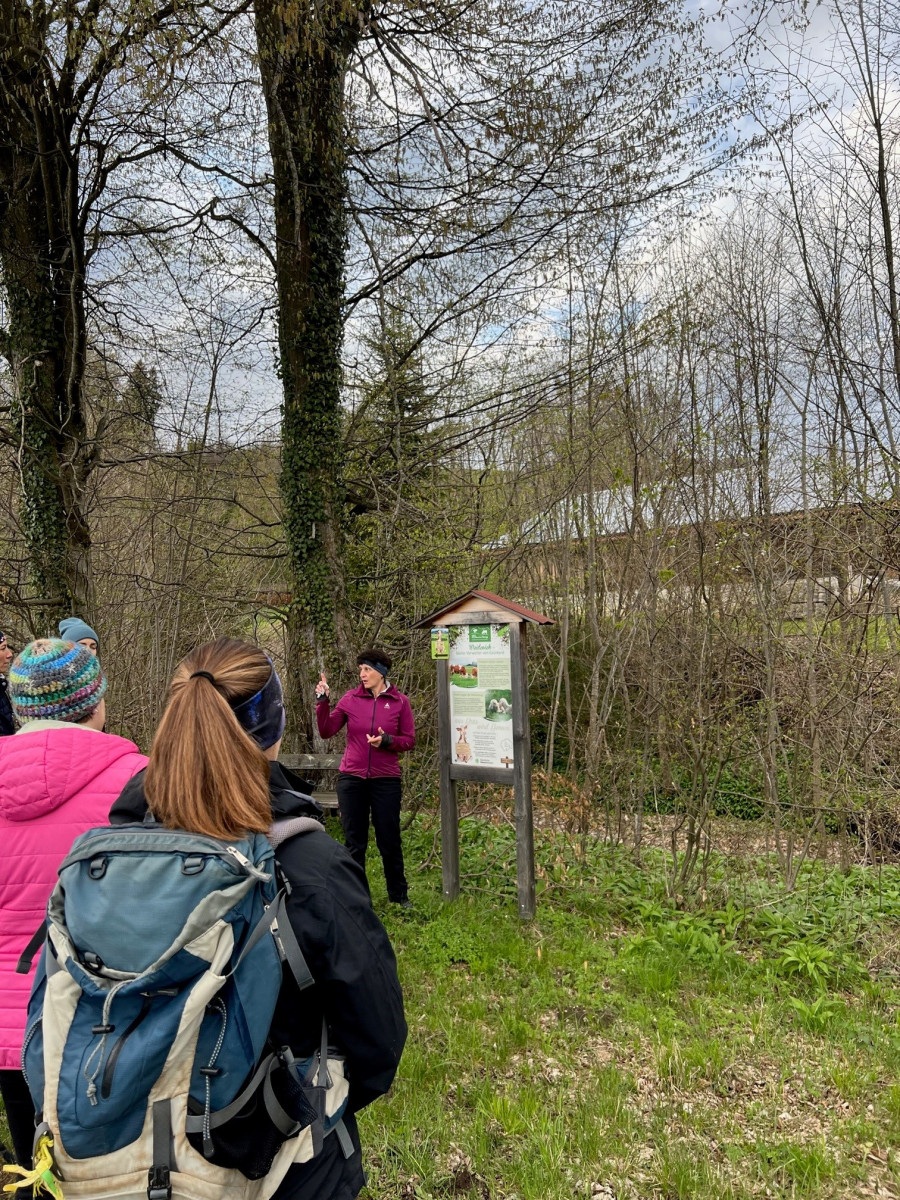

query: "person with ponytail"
(109, 638), (407, 1200)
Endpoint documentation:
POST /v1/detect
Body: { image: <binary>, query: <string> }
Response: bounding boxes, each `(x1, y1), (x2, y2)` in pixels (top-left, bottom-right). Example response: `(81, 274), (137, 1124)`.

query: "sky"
(4, 0), (886, 452)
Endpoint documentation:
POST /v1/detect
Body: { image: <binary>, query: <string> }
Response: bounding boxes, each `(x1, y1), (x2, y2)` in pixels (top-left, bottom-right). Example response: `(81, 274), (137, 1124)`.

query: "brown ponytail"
(145, 638), (273, 839)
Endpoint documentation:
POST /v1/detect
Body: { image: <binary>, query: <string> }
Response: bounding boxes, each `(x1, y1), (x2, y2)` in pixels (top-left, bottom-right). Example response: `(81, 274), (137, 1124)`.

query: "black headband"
(360, 658), (389, 678)
(231, 664), (286, 750)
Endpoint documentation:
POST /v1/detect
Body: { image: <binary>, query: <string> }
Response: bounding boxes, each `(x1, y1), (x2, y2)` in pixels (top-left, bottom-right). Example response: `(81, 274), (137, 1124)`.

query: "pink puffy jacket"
(0, 725), (147, 1069)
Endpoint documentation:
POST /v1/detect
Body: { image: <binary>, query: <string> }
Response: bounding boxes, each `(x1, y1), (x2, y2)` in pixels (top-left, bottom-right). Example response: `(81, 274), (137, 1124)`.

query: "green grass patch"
(358, 814), (900, 1199)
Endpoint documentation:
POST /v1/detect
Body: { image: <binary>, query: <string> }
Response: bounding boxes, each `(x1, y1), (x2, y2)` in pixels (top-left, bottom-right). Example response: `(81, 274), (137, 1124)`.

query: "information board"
(448, 624), (515, 769)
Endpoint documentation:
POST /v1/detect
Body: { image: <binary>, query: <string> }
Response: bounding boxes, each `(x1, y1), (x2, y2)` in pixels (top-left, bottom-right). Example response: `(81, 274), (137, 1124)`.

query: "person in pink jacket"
(0, 639), (147, 1165)
(316, 649), (415, 907)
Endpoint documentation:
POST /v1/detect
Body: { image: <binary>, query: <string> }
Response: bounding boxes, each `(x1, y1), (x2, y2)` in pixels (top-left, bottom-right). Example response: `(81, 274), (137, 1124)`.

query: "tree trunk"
(0, 40), (93, 630)
(253, 0), (360, 745)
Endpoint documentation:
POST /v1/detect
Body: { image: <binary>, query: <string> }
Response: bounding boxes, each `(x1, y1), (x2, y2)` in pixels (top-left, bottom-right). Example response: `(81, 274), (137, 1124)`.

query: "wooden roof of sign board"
(414, 589), (554, 627)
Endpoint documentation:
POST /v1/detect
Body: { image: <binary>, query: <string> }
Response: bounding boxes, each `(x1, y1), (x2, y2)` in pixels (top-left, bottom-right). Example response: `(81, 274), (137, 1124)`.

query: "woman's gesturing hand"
(366, 725), (385, 749)
(315, 670), (330, 700)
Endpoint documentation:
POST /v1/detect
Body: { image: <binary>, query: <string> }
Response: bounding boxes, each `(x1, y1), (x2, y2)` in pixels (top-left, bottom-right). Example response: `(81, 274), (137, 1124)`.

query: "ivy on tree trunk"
(0, 9), (96, 630)
(253, 0), (361, 741)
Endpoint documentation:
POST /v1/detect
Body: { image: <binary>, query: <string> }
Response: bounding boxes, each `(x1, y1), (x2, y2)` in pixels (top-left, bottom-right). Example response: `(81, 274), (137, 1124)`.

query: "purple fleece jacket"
(316, 683), (415, 778)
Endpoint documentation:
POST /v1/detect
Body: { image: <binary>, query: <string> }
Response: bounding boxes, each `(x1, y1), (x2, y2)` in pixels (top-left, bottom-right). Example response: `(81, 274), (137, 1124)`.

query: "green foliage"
(350, 815), (900, 1199)
(787, 994), (844, 1033)
(757, 1140), (837, 1195)
(653, 1143), (720, 1199)
(341, 308), (498, 659)
(117, 362), (162, 447)
(623, 912), (736, 964)
(412, 910), (492, 974)
(775, 942), (840, 989)
(709, 763), (767, 821)
(754, 909), (802, 944)
(8, 338), (75, 620)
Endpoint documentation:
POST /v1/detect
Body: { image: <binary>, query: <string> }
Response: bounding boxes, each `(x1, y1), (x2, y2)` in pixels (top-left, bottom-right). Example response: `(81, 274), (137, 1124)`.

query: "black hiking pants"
(0, 1069), (36, 1164)
(337, 773), (408, 903)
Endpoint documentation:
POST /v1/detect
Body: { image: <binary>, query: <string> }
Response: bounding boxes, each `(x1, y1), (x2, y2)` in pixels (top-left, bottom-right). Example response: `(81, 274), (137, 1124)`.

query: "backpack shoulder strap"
(265, 817), (323, 992)
(267, 816), (322, 849)
(16, 921), (47, 974)
(269, 892), (315, 991)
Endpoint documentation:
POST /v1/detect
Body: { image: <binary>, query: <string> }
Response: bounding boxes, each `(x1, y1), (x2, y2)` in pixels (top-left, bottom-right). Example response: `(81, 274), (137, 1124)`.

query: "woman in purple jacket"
(316, 649), (415, 906)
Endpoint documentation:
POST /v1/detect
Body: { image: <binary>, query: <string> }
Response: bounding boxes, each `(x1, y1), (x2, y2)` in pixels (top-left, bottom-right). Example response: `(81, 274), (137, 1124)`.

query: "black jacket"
(0, 675), (14, 737)
(109, 760), (407, 1200)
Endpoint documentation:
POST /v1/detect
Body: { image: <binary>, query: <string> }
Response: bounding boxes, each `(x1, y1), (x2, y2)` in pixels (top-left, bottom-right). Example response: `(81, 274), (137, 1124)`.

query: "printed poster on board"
(431, 626), (450, 659)
(448, 624), (514, 769)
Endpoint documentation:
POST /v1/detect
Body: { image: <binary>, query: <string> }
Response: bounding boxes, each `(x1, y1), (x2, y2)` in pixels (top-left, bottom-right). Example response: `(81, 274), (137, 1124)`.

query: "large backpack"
(17, 818), (351, 1200)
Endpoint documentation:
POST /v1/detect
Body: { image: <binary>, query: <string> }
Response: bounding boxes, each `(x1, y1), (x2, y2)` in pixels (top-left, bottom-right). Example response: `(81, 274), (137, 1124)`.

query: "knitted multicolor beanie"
(9, 639), (107, 723)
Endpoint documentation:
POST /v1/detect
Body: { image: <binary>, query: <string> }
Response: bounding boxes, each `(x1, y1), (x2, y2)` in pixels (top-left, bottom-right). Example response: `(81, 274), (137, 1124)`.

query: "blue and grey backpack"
(17, 817), (351, 1200)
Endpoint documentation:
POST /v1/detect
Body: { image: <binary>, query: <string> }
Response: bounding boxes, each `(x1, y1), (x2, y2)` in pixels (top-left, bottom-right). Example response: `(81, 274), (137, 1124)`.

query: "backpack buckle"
(147, 1166), (171, 1200)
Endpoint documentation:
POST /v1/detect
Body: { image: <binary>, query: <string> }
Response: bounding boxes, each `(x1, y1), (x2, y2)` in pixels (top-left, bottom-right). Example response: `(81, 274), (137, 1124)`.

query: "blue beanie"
(58, 617), (99, 648)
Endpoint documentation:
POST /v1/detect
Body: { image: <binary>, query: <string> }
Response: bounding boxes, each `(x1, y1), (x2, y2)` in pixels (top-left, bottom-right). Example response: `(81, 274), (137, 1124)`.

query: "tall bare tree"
(250, 0), (738, 729)
(0, 0), (246, 629)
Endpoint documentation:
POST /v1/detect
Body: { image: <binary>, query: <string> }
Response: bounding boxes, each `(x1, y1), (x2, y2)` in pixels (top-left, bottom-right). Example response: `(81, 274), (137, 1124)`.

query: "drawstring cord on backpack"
(202, 997), (228, 1155)
(3, 1131), (64, 1200)
(82, 980), (127, 1106)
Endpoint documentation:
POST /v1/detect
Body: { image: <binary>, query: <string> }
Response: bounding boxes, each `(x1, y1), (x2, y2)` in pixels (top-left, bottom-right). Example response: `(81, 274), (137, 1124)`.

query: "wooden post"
(436, 655), (460, 900)
(509, 622), (535, 920)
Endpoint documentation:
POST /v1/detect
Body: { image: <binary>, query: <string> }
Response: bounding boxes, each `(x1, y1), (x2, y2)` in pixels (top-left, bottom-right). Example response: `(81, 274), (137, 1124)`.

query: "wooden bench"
(279, 753), (341, 809)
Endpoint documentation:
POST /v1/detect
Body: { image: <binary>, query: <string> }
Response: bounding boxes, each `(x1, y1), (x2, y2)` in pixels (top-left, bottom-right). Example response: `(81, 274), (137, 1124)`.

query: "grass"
(359, 813), (900, 1199)
(4, 811), (899, 1199)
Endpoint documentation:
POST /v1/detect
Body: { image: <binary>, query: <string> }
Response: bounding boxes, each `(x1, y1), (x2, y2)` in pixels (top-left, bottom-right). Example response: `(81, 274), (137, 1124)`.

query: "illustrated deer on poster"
(455, 724), (472, 763)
